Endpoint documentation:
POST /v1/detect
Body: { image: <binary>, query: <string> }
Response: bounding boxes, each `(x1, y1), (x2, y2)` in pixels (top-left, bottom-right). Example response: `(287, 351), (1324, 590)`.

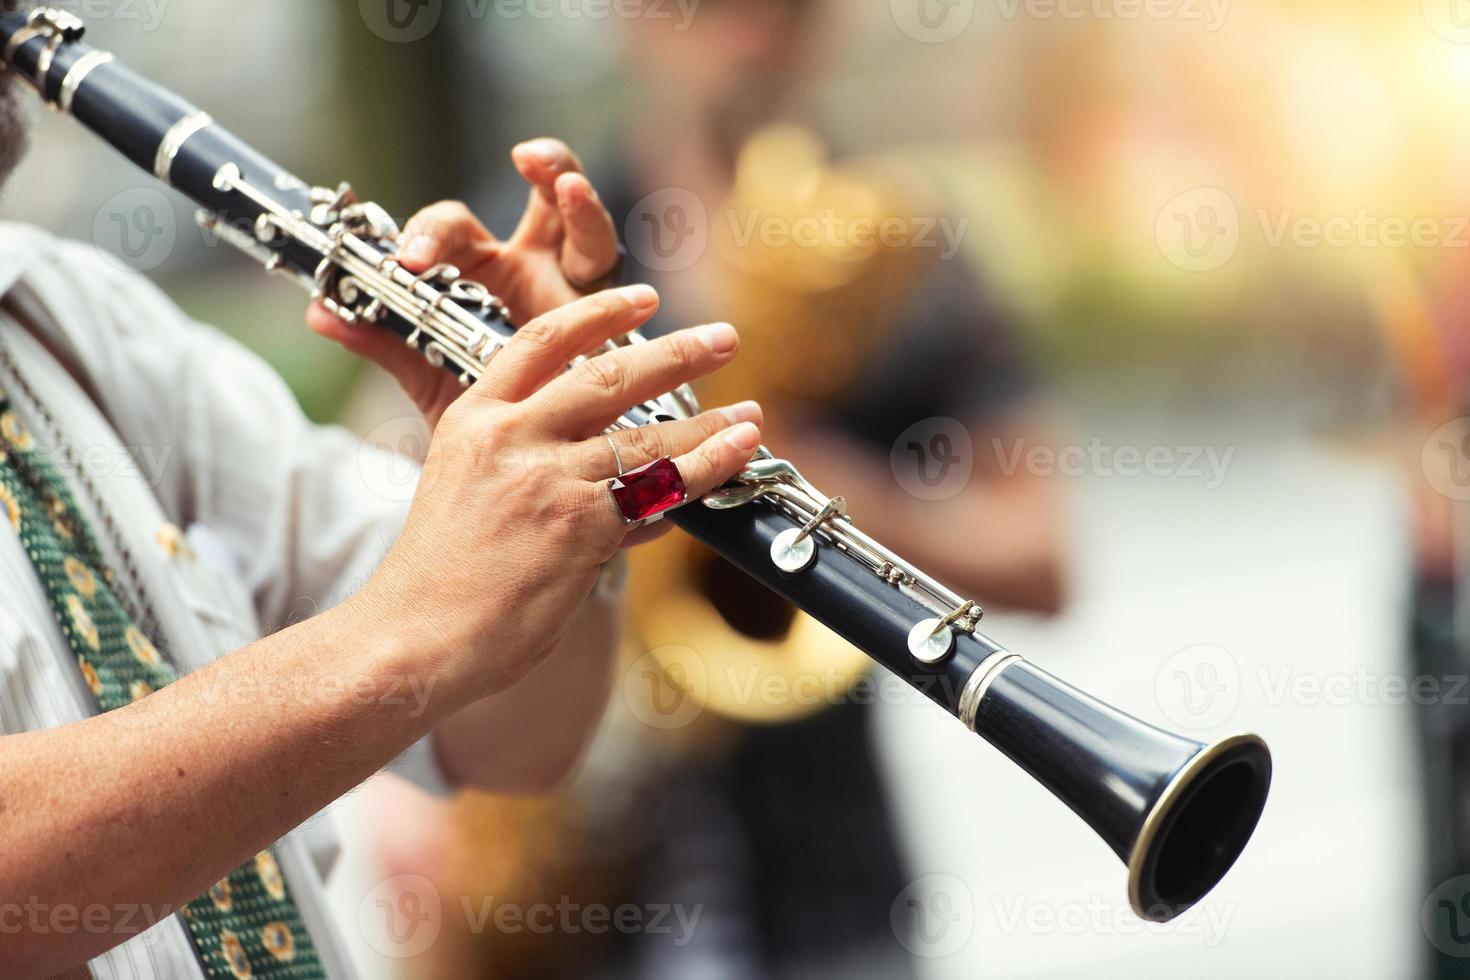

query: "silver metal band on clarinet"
(957, 651), (1022, 732)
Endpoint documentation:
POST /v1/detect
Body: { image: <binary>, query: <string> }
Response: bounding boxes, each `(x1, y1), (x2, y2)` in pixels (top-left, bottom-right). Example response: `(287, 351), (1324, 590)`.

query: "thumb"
(307, 303), (461, 417)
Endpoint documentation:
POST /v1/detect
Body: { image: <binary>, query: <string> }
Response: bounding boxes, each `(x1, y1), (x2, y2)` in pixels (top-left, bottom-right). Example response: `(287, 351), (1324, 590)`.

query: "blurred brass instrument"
(628, 126), (925, 724)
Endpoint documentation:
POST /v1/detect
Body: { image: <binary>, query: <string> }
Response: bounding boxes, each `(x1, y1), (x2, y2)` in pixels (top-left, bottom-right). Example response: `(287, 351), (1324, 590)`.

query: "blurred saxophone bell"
(629, 123), (930, 727)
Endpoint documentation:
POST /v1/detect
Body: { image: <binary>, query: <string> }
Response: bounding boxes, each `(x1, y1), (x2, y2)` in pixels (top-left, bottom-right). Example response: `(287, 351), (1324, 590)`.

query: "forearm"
(0, 597), (464, 977)
(433, 590), (620, 793)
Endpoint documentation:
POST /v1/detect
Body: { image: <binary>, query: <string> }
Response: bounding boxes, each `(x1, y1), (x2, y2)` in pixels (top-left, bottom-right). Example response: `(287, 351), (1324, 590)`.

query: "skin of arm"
(2, 269), (762, 978)
(0, 596), (469, 978)
(305, 140), (660, 796)
(432, 587), (621, 793)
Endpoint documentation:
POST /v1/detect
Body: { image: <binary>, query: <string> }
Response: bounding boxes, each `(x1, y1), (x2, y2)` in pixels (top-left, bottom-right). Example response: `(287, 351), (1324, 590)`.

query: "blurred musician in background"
(392, 2), (1067, 978)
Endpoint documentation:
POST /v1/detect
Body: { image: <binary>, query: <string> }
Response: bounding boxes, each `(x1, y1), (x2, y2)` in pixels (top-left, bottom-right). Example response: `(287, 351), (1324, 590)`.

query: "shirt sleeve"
(22, 236), (454, 796)
(30, 239), (410, 633)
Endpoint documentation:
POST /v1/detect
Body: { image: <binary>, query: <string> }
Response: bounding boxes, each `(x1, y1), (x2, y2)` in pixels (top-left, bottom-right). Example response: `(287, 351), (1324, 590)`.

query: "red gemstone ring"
(608, 456), (689, 527)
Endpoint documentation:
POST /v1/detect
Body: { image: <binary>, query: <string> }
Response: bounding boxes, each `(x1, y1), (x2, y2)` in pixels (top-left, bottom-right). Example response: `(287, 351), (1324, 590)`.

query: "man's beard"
(0, 71), (34, 191)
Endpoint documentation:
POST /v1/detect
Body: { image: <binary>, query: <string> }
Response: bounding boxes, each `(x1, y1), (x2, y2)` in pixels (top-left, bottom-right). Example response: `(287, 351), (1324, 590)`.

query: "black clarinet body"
(2, 7), (1272, 923)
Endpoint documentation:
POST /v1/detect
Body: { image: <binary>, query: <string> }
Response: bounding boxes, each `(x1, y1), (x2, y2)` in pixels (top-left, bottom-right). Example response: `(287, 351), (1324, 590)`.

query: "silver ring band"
(59, 49), (112, 114)
(606, 433), (625, 476)
(958, 651), (1022, 732)
(3, 26), (44, 68)
(154, 111), (213, 184)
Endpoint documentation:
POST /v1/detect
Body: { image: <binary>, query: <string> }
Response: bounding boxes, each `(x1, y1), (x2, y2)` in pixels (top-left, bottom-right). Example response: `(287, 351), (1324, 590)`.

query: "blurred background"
(9, 0), (1470, 976)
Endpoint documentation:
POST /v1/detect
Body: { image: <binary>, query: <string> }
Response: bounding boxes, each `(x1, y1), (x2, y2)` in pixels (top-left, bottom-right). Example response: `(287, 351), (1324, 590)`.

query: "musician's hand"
(355, 287), (762, 698)
(307, 138), (621, 427)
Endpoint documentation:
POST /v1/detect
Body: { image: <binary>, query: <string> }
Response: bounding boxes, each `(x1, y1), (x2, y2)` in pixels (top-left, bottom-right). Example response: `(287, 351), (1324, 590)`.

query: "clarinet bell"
(971, 660), (1272, 921)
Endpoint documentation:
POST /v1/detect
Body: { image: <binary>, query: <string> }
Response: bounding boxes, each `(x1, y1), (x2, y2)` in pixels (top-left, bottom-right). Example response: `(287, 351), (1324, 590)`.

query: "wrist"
(334, 587), (483, 723)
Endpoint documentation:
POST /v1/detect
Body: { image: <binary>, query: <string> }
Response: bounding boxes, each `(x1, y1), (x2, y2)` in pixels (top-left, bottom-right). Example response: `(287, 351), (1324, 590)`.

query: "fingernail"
(622, 284), (659, 309)
(700, 322), (739, 354)
(720, 401), (762, 426)
(725, 422), (761, 452)
(522, 139), (559, 167)
(402, 236), (433, 263)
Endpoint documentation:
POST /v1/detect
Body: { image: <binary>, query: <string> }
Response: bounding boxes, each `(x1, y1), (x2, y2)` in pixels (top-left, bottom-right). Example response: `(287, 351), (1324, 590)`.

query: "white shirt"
(0, 223), (449, 979)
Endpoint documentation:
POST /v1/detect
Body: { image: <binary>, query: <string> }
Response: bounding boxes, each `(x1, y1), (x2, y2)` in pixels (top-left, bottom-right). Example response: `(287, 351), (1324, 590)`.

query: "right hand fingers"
(474, 285), (660, 403)
(574, 418), (764, 550)
(572, 402), (764, 480)
(527, 322), (741, 438)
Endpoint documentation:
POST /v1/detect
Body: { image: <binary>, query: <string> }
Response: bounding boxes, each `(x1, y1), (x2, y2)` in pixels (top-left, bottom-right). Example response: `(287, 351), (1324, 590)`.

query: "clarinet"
(2, 7), (1271, 923)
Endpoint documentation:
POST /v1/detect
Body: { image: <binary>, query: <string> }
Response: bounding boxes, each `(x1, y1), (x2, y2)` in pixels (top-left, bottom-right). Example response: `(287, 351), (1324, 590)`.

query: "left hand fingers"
(554, 171), (622, 292)
(511, 138), (618, 273)
(398, 200), (499, 274)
